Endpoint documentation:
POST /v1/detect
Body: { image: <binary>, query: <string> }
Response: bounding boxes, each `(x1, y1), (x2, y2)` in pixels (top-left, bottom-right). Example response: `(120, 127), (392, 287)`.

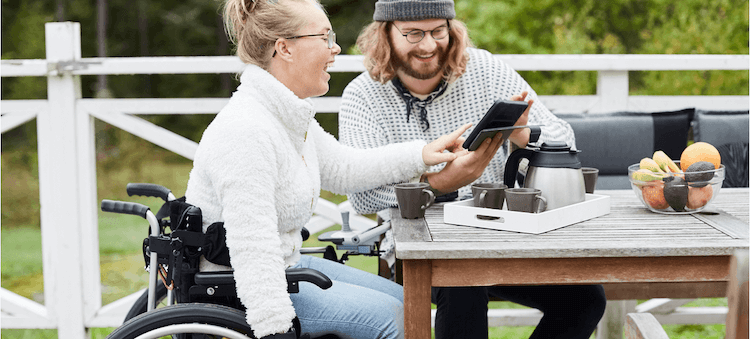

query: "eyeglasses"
(394, 21), (451, 44)
(272, 29), (336, 57)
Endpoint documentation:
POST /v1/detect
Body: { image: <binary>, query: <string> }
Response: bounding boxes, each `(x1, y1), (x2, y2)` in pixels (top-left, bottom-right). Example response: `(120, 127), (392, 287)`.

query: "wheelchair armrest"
(285, 268), (332, 290)
(193, 268), (332, 290)
(194, 271), (235, 286)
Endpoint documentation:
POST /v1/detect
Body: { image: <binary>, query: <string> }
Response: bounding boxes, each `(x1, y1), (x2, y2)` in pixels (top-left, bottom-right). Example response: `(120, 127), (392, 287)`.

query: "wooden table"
(391, 188), (749, 339)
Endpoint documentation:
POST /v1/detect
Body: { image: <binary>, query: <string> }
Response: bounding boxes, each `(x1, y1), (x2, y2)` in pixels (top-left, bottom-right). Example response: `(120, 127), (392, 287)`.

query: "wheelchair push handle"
(101, 199), (150, 218)
(126, 183), (174, 201)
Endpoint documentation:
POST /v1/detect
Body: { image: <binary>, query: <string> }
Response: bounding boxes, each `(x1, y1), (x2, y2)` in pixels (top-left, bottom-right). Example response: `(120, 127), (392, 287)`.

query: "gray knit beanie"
(373, 0), (456, 22)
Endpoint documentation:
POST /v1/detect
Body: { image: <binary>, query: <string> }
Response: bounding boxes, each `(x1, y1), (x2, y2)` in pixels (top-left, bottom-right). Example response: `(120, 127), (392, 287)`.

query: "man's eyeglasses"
(272, 29), (336, 57)
(394, 21), (451, 44)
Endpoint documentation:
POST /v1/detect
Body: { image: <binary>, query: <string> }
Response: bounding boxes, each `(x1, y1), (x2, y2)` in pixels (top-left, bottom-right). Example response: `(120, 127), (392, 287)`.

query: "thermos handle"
(503, 148), (535, 188)
(528, 126), (542, 144)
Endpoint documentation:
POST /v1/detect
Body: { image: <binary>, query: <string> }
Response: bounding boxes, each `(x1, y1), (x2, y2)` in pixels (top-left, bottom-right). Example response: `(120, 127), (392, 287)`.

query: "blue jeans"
(290, 255), (404, 339)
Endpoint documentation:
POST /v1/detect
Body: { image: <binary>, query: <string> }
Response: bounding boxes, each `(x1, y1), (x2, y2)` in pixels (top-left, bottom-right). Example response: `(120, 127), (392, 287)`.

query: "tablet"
(462, 99), (528, 151)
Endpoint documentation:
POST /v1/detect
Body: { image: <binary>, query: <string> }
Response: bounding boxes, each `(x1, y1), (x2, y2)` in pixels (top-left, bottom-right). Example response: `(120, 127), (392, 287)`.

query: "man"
(338, 0), (607, 338)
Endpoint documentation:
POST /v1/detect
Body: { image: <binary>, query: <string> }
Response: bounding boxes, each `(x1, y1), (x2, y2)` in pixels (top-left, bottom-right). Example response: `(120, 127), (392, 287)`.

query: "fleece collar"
(237, 65), (316, 152)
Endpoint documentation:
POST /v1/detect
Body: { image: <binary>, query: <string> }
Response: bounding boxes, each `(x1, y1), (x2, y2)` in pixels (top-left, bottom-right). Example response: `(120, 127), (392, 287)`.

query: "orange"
(680, 142), (721, 171)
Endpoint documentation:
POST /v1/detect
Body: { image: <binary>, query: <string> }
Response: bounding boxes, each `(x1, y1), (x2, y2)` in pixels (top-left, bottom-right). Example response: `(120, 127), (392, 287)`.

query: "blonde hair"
(356, 19), (473, 84)
(223, 0), (322, 69)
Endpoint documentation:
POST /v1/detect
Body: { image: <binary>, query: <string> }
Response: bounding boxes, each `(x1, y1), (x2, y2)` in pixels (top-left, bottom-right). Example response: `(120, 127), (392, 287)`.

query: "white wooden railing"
(1, 22), (748, 339)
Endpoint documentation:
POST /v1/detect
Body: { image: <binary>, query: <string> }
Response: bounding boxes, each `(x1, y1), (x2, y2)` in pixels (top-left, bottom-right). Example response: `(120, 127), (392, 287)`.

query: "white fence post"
(596, 70), (629, 113)
(38, 21), (98, 339)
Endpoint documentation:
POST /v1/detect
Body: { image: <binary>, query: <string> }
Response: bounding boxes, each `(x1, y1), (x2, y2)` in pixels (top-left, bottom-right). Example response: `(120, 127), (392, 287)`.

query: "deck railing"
(1, 22), (748, 339)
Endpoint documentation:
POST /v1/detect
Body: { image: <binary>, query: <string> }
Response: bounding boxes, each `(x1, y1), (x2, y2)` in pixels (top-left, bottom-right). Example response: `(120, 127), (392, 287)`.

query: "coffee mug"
(581, 167), (599, 194)
(394, 183), (435, 219)
(471, 183), (507, 209)
(505, 188), (547, 213)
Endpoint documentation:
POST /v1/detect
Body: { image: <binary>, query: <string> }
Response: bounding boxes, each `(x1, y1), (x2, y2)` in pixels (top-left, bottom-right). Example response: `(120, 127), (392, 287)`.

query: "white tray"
(443, 193), (611, 234)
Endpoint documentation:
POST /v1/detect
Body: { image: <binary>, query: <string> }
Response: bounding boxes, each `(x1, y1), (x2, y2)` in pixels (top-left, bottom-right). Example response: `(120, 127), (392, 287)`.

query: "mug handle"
(535, 195), (547, 213)
(479, 190), (488, 208)
(421, 189), (435, 210)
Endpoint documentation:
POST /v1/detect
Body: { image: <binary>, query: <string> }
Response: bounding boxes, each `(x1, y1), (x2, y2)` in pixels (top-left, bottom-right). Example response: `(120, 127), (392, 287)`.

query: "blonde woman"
(184, 0), (474, 338)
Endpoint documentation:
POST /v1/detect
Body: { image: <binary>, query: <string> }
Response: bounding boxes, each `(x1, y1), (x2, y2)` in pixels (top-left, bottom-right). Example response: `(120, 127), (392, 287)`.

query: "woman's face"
(285, 2), (341, 99)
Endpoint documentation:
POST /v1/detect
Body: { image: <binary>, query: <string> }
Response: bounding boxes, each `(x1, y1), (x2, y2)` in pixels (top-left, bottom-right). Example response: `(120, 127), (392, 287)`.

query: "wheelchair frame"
(101, 183), (391, 338)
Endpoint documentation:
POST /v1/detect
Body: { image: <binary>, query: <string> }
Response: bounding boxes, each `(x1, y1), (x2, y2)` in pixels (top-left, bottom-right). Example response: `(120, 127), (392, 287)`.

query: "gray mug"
(471, 183), (507, 209)
(505, 188), (547, 213)
(581, 167), (599, 194)
(394, 183), (435, 219)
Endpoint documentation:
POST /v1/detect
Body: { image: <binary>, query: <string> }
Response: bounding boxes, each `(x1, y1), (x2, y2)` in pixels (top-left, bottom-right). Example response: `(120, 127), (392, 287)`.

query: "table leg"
(403, 259), (432, 339)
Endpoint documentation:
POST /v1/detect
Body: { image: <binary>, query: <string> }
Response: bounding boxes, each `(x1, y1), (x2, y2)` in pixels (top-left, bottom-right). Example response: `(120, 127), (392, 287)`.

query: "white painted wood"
(87, 110), (198, 160)
(0, 59), (48, 77)
(428, 308), (544, 328)
(597, 300), (637, 339)
(76, 103), (101, 323)
(625, 313), (669, 339)
(1, 111), (38, 133)
(651, 306), (729, 325)
(4, 54), (748, 77)
(78, 98), (228, 114)
(303, 216), (337, 235)
(0, 289), (54, 328)
(312, 198), (377, 231)
(596, 71), (629, 113)
(497, 54), (750, 71)
(39, 21), (88, 339)
(636, 298), (693, 314)
(86, 289), (144, 328)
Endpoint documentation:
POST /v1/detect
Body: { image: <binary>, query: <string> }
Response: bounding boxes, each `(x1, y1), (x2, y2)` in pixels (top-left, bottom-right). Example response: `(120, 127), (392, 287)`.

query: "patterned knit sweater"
(185, 65), (427, 337)
(339, 48), (577, 214)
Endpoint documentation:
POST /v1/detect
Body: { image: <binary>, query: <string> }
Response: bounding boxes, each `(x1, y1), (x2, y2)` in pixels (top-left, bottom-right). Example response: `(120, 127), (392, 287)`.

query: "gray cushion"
(692, 109), (749, 147)
(558, 110), (692, 176)
(559, 113), (653, 175)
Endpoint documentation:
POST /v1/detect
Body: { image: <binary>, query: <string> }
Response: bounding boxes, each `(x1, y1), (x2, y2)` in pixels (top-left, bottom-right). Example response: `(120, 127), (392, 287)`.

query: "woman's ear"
(274, 38), (294, 61)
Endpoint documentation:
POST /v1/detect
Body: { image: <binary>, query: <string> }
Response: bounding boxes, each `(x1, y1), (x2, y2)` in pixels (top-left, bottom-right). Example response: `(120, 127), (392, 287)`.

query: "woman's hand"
(421, 123), (472, 166)
(508, 91), (533, 148)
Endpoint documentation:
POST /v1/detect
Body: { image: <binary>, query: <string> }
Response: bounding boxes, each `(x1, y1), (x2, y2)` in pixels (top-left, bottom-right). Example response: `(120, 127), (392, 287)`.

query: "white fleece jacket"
(184, 65), (426, 337)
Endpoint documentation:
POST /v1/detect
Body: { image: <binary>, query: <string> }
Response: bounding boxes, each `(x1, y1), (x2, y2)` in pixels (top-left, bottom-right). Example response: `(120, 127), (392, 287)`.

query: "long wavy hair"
(356, 19), (473, 84)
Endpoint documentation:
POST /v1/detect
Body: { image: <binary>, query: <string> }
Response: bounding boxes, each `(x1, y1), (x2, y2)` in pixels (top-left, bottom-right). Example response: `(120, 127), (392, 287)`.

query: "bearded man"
(338, 1), (607, 338)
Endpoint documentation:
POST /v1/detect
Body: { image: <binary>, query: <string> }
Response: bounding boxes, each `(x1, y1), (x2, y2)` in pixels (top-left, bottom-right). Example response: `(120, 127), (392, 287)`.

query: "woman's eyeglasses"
(394, 21), (451, 44)
(272, 29), (336, 57)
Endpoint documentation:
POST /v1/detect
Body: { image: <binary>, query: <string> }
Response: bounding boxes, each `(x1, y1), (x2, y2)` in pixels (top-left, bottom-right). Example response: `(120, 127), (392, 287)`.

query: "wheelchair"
(101, 183), (391, 339)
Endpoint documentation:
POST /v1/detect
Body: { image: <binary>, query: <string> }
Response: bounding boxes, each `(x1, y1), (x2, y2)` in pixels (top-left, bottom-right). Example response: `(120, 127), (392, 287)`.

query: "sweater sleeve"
(312, 118), (426, 196)
(338, 82), (420, 214)
(199, 123), (295, 337)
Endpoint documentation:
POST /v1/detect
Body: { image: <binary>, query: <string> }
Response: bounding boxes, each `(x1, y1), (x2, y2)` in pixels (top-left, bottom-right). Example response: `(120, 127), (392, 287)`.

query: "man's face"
(389, 19), (451, 80)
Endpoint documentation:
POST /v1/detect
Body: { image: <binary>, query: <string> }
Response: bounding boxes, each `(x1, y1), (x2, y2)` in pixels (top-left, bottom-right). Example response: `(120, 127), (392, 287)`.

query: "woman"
(185, 0), (475, 338)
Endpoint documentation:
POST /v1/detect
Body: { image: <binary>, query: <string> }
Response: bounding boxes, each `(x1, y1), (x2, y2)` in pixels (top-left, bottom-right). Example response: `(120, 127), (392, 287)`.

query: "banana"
(632, 168), (668, 182)
(653, 150), (681, 173)
(639, 158), (664, 173)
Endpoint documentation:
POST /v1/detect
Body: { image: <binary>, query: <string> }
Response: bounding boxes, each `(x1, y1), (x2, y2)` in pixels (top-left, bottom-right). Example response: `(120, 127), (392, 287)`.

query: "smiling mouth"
(414, 54), (435, 61)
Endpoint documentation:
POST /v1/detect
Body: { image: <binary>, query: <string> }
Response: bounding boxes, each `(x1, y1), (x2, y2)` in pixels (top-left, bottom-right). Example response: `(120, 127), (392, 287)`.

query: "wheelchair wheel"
(108, 303), (255, 339)
(124, 283), (169, 322)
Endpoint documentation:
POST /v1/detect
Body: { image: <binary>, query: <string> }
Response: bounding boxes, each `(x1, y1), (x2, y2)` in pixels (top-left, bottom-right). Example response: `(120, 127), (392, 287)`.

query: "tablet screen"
(462, 99), (528, 151)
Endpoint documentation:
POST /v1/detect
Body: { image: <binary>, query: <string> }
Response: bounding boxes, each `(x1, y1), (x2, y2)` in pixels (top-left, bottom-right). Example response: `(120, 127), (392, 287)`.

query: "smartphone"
(462, 99), (528, 151)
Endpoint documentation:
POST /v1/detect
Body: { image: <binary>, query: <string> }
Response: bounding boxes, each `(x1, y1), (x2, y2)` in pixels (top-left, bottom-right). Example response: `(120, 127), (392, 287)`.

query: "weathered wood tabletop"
(391, 188), (749, 339)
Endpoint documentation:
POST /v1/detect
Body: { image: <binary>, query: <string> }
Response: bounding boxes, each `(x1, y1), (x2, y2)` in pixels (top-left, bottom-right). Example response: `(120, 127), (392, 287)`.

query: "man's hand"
(421, 123), (472, 166)
(508, 91), (533, 148)
(425, 130), (505, 193)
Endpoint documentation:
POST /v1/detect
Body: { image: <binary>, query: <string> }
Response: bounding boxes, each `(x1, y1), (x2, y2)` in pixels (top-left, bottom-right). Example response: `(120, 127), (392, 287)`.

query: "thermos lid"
(533, 141), (581, 168)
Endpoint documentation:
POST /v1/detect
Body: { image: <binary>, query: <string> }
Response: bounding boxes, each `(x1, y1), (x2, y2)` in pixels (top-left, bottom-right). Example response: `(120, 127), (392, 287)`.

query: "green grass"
(1, 155), (729, 338)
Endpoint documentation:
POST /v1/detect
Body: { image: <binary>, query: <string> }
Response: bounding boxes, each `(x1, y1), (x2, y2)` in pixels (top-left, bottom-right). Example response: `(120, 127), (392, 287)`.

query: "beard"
(391, 44), (448, 80)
